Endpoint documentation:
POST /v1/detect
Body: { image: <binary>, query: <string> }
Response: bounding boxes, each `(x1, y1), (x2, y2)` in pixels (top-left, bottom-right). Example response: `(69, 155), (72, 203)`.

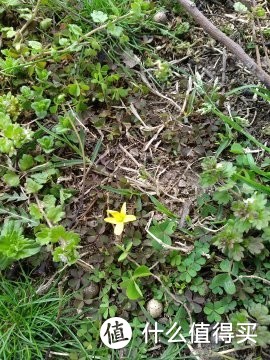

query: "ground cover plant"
(1, 0), (270, 359)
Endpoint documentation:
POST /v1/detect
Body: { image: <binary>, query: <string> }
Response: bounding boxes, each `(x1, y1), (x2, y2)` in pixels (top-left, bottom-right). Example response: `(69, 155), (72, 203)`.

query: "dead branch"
(177, 0), (270, 88)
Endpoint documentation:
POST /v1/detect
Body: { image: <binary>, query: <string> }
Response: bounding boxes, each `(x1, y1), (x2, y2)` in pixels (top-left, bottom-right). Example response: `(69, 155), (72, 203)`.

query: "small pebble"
(153, 11), (168, 24)
(146, 299), (163, 318)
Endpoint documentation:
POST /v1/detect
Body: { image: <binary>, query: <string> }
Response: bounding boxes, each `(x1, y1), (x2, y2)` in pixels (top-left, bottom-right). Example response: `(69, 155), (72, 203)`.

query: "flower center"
(114, 212), (125, 222)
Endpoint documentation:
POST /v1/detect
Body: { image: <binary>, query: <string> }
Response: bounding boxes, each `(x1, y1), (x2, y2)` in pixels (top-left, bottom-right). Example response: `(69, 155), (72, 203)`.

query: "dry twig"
(14, 0), (42, 43)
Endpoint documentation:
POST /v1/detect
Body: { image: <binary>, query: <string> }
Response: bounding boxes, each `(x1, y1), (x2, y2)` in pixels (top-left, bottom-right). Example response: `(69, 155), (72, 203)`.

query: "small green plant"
(204, 300), (226, 322)
(36, 225), (80, 265)
(0, 108), (32, 156)
(0, 220), (40, 270)
(121, 265), (152, 300)
(200, 154), (270, 260)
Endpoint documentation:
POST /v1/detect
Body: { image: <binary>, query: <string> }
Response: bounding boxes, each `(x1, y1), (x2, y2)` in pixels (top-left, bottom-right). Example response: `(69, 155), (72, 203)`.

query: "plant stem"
(237, 274), (270, 286)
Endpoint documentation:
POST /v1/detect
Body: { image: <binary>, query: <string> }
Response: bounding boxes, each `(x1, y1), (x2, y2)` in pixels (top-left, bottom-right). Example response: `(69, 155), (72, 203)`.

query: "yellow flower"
(104, 202), (136, 236)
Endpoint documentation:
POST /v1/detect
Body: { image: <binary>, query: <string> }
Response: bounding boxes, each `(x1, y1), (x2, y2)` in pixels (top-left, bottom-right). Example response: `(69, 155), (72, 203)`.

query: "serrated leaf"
(28, 40), (42, 50)
(255, 326), (270, 347)
(246, 236), (265, 255)
(107, 24), (123, 37)
(46, 205), (65, 224)
(68, 24), (82, 37)
(0, 192), (28, 202)
(249, 304), (270, 325)
(28, 203), (43, 220)
(234, 1), (248, 13)
(213, 190), (232, 205)
(25, 178), (43, 193)
(0, 220), (40, 269)
(91, 10), (108, 23)
(220, 259), (232, 272)
(43, 194), (56, 208)
(31, 99), (51, 119)
(0, 205), (39, 226)
(19, 154), (34, 171)
(3, 171), (20, 187)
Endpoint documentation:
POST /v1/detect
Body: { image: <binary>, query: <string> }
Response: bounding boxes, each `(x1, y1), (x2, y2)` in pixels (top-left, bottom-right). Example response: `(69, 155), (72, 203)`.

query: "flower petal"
(123, 215), (136, 223)
(104, 217), (119, 224)
(107, 210), (119, 217)
(114, 222), (124, 235)
(120, 202), (126, 215)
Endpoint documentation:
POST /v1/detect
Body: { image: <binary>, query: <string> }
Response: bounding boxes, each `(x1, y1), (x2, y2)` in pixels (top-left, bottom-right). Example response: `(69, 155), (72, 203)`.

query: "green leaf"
(0, 221), (40, 269)
(234, 1), (248, 13)
(7, 29), (16, 38)
(46, 205), (65, 224)
(53, 244), (79, 265)
(37, 136), (55, 153)
(210, 273), (227, 294)
(233, 173), (270, 195)
(246, 236), (264, 255)
(204, 301), (225, 323)
(51, 226), (80, 245)
(149, 195), (178, 218)
(107, 24), (123, 37)
(91, 10), (108, 23)
(3, 171), (20, 187)
(68, 83), (81, 97)
(31, 99), (51, 119)
(40, 18), (52, 30)
(28, 203), (43, 220)
(148, 219), (176, 250)
(31, 168), (57, 184)
(36, 226), (80, 264)
(42, 194), (56, 208)
(133, 265), (151, 279)
(19, 154), (34, 171)
(223, 275), (236, 295)
(249, 304), (270, 325)
(126, 279), (142, 300)
(68, 24), (83, 37)
(212, 108), (270, 154)
(213, 190), (232, 205)
(230, 143), (244, 154)
(28, 40), (42, 50)
(118, 251), (129, 262)
(255, 326), (270, 347)
(220, 259), (232, 272)
(36, 227), (52, 245)
(25, 178), (43, 193)
(0, 205), (38, 226)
